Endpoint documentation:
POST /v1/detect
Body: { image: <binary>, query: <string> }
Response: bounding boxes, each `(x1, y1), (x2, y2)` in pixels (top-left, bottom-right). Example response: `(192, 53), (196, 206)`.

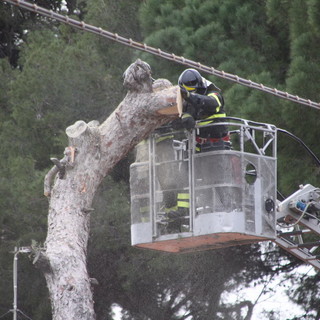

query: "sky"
(222, 265), (315, 319)
(110, 265), (315, 320)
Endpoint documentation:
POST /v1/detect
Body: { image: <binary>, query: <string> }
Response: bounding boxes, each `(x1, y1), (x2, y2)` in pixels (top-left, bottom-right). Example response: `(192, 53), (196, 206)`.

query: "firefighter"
(160, 69), (231, 231)
(178, 68), (230, 152)
(177, 69), (238, 214)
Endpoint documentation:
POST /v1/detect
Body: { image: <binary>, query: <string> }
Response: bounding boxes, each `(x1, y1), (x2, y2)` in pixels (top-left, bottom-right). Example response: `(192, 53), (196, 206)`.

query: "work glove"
(180, 87), (190, 100)
(181, 113), (195, 130)
(170, 118), (185, 130)
(180, 87), (200, 106)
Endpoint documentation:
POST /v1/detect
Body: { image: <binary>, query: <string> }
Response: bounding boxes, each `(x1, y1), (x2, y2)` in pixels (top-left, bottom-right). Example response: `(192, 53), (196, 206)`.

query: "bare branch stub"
(123, 58), (153, 93)
(44, 166), (59, 197)
(43, 147), (78, 197)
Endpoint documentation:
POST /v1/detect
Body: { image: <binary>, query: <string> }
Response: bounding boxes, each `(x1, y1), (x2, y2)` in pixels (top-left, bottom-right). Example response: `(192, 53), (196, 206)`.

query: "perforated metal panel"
(130, 119), (277, 252)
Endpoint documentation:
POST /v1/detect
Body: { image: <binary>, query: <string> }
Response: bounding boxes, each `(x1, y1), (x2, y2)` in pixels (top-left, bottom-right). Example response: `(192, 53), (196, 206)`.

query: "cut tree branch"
(41, 59), (179, 320)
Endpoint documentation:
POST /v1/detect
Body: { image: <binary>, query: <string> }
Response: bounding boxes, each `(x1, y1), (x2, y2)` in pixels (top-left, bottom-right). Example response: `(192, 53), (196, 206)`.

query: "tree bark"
(39, 59), (178, 319)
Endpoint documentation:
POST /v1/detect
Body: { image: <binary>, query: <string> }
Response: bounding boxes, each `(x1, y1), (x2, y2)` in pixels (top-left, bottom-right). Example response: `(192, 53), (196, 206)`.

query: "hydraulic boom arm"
(275, 184), (320, 270)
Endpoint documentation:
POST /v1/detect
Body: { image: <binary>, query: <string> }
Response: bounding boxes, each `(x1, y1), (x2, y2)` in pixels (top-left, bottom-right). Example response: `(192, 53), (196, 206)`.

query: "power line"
(16, 309), (33, 320)
(2, 0), (320, 111)
(0, 309), (33, 320)
(0, 310), (11, 319)
(278, 128), (320, 167)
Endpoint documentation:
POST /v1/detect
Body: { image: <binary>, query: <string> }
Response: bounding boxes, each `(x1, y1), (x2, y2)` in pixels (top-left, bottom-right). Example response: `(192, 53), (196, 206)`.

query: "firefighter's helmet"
(178, 69), (205, 92)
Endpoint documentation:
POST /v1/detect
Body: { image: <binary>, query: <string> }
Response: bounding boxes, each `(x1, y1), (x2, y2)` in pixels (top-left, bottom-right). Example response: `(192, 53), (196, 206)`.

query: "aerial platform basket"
(130, 118), (277, 252)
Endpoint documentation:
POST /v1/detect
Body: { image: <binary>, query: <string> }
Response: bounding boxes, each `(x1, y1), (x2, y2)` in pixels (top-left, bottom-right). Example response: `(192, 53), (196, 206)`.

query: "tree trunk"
(40, 59), (178, 319)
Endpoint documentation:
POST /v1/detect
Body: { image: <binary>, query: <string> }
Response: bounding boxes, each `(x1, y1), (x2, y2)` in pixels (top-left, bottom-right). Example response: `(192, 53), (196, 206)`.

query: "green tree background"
(0, 0), (319, 319)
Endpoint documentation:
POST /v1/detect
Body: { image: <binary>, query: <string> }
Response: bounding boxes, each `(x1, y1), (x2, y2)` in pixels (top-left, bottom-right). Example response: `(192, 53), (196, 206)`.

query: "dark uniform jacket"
(183, 79), (228, 139)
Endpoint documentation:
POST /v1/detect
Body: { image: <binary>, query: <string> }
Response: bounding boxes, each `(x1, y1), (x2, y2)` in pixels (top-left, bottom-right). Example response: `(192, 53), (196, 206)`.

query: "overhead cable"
(2, 0), (320, 111)
(277, 128), (320, 167)
(0, 310), (11, 319)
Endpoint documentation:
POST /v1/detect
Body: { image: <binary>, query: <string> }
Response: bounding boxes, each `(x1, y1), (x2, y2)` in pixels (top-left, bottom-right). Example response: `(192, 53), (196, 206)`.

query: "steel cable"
(2, 0), (320, 111)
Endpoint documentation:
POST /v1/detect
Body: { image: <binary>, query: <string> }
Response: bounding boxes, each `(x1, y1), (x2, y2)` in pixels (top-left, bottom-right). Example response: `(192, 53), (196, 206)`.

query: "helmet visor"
(184, 79), (198, 87)
(182, 84), (197, 92)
